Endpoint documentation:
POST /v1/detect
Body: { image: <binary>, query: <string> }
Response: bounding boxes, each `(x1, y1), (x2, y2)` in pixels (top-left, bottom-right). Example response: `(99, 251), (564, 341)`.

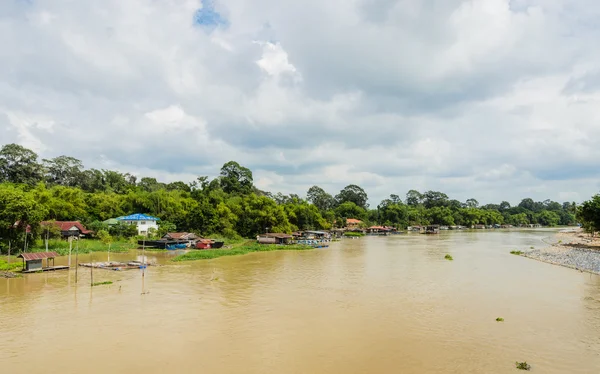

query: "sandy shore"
(522, 228), (600, 275)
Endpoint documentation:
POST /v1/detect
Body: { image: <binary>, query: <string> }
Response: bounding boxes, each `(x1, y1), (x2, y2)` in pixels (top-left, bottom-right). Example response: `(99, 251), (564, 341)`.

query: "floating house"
(257, 233), (293, 245)
(473, 224), (486, 229)
(423, 225), (440, 234)
(116, 213), (160, 236)
(162, 232), (199, 243)
(18, 252), (69, 273)
(302, 231), (331, 240)
(41, 221), (92, 238)
(367, 226), (398, 235)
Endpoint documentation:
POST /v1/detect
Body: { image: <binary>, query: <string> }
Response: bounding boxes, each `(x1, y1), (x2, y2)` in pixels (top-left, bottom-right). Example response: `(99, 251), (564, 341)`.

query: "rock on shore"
(524, 248), (600, 274)
(522, 229), (600, 275)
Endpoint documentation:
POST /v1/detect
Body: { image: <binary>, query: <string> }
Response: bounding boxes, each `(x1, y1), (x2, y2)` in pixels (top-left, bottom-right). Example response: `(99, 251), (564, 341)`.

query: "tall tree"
(405, 190), (423, 207)
(0, 144), (43, 185)
(422, 191), (449, 209)
(335, 184), (368, 209)
(307, 185), (335, 211)
(43, 155), (84, 186)
(577, 195), (600, 236)
(220, 161), (253, 195)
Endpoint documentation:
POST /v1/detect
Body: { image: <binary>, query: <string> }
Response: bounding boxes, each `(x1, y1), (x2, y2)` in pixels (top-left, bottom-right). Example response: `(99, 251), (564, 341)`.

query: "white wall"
(123, 220), (159, 236)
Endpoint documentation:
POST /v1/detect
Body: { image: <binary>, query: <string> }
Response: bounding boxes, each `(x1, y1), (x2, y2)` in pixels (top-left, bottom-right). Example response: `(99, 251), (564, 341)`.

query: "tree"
(499, 201), (511, 212)
(0, 185), (47, 252)
(535, 210), (560, 227)
(166, 181), (191, 192)
(157, 221), (177, 238)
(518, 198), (535, 211)
(43, 155), (84, 186)
(422, 191), (449, 209)
(334, 201), (367, 221)
(335, 184), (368, 209)
(138, 177), (162, 192)
(465, 198), (479, 208)
(577, 195), (600, 236)
(307, 185), (335, 211)
(405, 190), (422, 207)
(0, 143), (43, 185)
(220, 161), (253, 195)
(97, 229), (114, 260)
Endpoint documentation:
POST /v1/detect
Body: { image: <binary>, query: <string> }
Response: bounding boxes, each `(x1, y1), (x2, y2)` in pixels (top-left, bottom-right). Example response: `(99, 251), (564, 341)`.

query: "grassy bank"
(28, 239), (136, 256)
(0, 257), (22, 272)
(343, 232), (365, 237)
(172, 242), (314, 262)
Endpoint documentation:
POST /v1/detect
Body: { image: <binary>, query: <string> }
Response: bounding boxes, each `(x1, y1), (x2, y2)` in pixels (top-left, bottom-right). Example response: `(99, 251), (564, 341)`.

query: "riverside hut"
(257, 233), (293, 245)
(18, 252), (69, 273)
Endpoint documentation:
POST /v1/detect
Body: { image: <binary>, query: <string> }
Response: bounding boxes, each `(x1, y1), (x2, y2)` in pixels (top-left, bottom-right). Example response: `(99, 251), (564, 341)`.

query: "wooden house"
(162, 232), (199, 243)
(257, 233), (293, 245)
(17, 252), (69, 273)
(41, 221), (92, 238)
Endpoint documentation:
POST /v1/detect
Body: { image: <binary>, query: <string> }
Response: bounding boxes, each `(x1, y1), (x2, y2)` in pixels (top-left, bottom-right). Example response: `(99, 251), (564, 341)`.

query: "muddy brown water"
(1, 230), (599, 374)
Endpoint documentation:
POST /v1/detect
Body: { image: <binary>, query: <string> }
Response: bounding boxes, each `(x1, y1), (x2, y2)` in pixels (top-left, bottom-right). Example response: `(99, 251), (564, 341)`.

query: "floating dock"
(18, 252), (70, 273)
(22, 265), (70, 274)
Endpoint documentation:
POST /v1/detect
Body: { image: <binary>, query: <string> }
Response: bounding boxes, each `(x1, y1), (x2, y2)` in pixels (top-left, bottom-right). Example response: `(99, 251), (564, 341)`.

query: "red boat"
(195, 239), (225, 249)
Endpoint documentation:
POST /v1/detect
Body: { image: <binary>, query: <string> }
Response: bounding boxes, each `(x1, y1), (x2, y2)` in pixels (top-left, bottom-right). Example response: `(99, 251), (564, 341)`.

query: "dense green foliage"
(0, 143), (584, 254)
(577, 194), (600, 236)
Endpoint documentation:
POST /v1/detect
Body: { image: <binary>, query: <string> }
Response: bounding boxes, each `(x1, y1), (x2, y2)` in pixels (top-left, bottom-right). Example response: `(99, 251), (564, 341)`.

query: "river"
(1, 229), (599, 373)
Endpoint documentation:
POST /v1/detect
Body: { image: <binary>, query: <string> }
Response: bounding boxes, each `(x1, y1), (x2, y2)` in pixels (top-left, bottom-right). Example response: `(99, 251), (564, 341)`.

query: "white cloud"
(0, 0), (599, 206)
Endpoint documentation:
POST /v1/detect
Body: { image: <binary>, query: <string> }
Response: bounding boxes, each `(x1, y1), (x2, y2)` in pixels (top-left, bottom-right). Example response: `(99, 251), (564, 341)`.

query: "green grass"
(172, 242), (314, 262)
(515, 361), (531, 371)
(496, 317), (504, 322)
(91, 281), (113, 287)
(28, 239), (135, 256)
(0, 258), (22, 272)
(343, 231), (365, 237)
(444, 254), (453, 261)
(510, 250), (524, 255)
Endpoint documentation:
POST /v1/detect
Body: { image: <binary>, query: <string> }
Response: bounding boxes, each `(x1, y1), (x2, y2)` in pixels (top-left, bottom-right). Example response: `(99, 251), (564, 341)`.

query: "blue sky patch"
(194, 0), (229, 30)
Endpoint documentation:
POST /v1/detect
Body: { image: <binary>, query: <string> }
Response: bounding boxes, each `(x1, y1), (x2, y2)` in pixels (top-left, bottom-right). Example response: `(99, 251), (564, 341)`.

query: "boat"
(423, 225), (440, 234)
(195, 239), (225, 249)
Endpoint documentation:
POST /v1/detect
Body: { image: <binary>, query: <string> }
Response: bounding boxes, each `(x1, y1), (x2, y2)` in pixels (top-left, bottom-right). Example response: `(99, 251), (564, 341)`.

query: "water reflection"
(1, 230), (600, 374)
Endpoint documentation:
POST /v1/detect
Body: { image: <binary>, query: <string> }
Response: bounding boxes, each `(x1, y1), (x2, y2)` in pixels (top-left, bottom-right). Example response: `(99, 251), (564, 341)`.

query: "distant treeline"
(0, 143), (590, 252)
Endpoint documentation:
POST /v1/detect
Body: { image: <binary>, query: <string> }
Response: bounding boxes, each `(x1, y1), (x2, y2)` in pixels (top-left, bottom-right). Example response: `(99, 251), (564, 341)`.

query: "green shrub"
(444, 254), (453, 261)
(343, 231), (365, 237)
(515, 361), (531, 370)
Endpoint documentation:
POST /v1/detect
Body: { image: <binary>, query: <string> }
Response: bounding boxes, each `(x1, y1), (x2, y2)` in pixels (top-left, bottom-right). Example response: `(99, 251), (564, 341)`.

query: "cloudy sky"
(1, 0), (599, 206)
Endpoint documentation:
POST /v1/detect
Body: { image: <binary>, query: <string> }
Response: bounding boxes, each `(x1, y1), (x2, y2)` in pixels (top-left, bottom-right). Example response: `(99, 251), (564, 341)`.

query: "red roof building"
(41, 221), (92, 237)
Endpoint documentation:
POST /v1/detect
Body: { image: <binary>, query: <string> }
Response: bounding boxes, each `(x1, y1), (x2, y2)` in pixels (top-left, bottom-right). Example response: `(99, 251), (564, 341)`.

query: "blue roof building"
(116, 213), (160, 236)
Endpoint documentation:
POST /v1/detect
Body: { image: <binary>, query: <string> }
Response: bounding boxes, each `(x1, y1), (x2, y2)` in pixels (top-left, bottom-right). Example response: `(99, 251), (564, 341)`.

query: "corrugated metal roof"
(18, 252), (59, 261)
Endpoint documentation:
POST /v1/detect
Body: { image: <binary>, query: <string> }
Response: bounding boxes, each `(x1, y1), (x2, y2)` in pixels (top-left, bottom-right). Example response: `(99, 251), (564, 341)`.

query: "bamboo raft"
(78, 261), (157, 271)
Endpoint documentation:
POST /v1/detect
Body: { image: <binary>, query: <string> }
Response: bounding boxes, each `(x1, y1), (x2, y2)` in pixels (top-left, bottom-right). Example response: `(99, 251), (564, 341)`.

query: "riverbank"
(522, 229), (600, 275)
(172, 242), (314, 261)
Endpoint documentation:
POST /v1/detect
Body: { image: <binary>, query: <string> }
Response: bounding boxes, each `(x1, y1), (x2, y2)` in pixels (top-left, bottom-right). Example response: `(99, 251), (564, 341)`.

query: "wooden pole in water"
(75, 240), (79, 283)
(142, 236), (146, 294)
(7, 240), (11, 264)
(90, 248), (93, 287)
(68, 237), (72, 268)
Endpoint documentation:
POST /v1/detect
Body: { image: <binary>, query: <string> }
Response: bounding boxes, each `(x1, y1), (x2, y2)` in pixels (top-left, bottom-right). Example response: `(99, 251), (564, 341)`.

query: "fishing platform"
(18, 252), (69, 273)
